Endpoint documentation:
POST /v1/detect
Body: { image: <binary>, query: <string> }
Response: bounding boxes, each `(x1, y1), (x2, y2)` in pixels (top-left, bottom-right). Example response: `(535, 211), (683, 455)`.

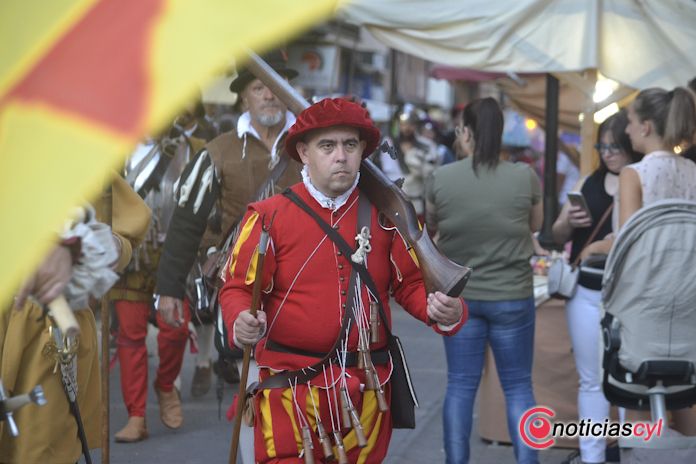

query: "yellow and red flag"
(0, 0), (341, 305)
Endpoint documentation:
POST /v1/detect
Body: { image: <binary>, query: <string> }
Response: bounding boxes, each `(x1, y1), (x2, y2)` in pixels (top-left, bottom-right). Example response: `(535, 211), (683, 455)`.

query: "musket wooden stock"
(358, 162), (472, 296)
(229, 230), (271, 463)
(244, 50), (472, 297)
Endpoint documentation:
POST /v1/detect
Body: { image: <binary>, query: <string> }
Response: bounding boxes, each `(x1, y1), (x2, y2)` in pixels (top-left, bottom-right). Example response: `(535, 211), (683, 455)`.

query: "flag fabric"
(0, 0), (341, 305)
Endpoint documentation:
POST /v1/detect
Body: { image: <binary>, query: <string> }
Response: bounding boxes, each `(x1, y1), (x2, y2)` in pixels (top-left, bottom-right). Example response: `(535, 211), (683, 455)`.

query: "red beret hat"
(285, 98), (381, 161)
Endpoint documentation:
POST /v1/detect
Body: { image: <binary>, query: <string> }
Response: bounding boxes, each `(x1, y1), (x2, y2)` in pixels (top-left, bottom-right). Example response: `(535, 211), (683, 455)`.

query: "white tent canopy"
(338, 0), (696, 90)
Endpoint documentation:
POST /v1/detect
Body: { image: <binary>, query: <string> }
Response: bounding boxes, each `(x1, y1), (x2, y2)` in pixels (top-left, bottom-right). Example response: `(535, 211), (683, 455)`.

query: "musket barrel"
(245, 50), (472, 298)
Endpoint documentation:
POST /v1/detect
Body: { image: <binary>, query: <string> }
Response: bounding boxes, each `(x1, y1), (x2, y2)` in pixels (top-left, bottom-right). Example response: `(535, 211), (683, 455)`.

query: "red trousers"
(114, 299), (190, 417)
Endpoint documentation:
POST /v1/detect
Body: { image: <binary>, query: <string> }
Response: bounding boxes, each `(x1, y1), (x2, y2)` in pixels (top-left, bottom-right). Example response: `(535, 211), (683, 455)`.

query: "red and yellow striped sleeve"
(219, 207), (276, 346)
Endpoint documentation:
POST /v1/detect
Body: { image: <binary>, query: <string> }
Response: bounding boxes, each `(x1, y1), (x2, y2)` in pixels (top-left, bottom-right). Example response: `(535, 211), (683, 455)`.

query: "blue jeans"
(443, 297), (538, 464)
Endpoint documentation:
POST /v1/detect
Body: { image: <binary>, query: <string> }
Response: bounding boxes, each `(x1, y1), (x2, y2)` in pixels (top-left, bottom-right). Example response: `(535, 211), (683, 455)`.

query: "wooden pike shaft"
(229, 226), (271, 463)
(101, 183), (112, 464)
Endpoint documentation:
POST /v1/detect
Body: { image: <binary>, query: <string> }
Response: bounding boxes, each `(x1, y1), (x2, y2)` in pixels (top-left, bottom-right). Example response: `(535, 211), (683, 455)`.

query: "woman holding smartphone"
(552, 110), (641, 464)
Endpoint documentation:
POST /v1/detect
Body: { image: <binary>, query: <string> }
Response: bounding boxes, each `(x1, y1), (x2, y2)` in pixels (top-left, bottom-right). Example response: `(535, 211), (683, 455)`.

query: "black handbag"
(386, 334), (419, 428)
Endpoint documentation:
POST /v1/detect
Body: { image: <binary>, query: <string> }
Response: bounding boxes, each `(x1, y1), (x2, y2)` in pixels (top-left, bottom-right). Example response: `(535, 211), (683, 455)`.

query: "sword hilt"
(47, 295), (80, 338)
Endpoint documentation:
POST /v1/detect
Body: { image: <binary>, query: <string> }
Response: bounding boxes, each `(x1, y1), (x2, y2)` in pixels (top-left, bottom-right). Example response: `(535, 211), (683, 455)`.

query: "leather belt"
(265, 339), (389, 366)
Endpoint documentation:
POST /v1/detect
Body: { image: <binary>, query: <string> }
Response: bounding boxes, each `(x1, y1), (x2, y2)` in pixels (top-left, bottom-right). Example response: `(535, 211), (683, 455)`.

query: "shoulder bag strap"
(572, 203), (614, 267)
(283, 189), (394, 335)
(252, 190), (371, 390)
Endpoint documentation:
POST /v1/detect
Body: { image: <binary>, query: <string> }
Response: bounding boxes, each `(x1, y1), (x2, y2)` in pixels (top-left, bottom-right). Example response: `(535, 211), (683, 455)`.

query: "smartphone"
(567, 191), (592, 219)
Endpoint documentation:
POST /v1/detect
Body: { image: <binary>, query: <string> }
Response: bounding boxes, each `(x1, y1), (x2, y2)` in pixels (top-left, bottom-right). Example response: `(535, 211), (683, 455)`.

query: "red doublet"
(219, 183), (467, 462)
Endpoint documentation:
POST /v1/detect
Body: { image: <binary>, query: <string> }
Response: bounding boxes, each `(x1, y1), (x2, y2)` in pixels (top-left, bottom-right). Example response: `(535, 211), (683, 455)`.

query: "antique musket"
(244, 51), (471, 297)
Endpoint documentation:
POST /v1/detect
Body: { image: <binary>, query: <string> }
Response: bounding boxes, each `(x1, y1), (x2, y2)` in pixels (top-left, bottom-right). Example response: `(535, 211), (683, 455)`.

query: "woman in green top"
(426, 98), (543, 464)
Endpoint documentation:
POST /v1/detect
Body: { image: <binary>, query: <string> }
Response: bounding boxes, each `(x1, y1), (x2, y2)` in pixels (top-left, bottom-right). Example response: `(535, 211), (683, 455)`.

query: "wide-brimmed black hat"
(229, 49), (298, 94)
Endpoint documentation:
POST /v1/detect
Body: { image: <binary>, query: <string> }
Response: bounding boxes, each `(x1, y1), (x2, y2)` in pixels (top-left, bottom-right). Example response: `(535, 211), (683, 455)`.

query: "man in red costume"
(220, 98), (467, 463)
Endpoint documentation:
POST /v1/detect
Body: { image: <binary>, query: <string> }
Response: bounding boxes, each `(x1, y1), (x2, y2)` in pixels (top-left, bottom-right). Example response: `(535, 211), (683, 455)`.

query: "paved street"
(86, 305), (573, 463)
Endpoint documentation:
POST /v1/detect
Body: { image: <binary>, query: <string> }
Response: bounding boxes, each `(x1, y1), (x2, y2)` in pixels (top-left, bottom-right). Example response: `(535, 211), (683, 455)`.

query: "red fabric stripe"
(7, 0), (164, 135)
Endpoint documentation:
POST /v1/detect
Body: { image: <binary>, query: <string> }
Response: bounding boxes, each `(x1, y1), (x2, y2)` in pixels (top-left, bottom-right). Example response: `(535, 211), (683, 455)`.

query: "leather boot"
(114, 416), (148, 443)
(155, 384), (183, 429)
(191, 364), (213, 398)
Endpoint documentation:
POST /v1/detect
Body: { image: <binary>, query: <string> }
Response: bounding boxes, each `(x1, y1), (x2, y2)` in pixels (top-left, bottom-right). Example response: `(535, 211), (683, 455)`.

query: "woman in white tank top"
(619, 87), (696, 226)
(581, 86), (696, 259)
(583, 85), (696, 438)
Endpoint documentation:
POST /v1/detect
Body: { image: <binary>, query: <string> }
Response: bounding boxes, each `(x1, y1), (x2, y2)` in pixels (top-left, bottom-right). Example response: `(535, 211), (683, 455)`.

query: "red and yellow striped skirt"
(253, 367), (393, 463)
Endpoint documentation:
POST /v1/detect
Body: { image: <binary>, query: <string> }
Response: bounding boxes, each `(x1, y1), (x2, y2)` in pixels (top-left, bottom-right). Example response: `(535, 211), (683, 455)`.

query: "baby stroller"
(601, 200), (696, 462)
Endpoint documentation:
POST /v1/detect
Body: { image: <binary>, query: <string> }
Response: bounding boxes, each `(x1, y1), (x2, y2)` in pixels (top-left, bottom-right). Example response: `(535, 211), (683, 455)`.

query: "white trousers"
(566, 284), (609, 463)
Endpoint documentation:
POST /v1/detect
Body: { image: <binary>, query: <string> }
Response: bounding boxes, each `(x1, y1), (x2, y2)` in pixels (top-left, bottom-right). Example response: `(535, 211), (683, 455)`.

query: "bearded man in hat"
(142, 49), (302, 439)
(220, 98), (467, 463)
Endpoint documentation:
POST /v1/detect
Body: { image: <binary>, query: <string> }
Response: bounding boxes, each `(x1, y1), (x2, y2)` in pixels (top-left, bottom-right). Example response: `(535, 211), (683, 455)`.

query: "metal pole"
(389, 49), (398, 106)
(580, 69), (598, 175)
(538, 73), (560, 249)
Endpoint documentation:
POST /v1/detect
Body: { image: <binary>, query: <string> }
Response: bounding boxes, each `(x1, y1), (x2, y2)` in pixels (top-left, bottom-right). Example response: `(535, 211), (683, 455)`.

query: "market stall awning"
(339, 0), (696, 90)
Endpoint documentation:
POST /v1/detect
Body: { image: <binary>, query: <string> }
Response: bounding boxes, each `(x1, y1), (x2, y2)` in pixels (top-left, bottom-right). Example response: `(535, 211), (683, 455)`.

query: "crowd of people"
(2, 44), (696, 464)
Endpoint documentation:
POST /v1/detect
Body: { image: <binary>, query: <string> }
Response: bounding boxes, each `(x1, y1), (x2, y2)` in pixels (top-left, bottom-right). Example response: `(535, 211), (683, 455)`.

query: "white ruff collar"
(301, 165), (360, 211)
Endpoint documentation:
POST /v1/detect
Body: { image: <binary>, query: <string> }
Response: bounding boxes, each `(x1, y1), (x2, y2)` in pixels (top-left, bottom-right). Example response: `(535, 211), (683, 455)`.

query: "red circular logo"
(519, 406), (555, 449)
